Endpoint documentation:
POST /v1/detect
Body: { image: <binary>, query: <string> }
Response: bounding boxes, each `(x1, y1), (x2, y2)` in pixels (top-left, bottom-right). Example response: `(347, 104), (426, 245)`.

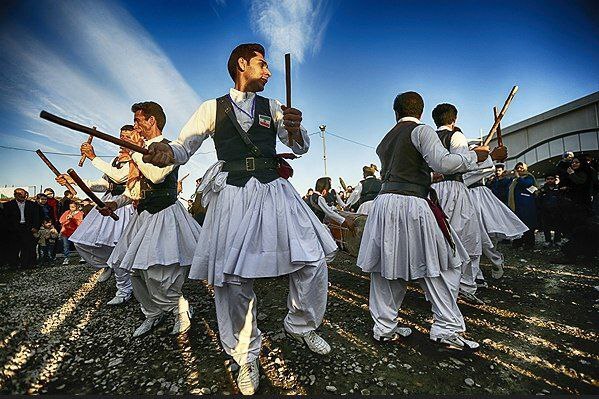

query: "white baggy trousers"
(75, 243), (133, 299)
(131, 265), (190, 318)
(213, 259), (328, 366)
(369, 267), (466, 340)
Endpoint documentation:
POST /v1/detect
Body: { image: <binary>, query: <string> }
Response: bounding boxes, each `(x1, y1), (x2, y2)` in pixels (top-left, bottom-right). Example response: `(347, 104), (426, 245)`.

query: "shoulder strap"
(217, 96), (262, 158)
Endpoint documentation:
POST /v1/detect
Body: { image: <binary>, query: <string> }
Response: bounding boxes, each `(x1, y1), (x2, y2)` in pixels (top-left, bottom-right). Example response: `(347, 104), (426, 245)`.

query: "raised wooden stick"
(67, 168), (119, 221)
(285, 53), (295, 146)
(36, 149), (77, 196)
(40, 111), (148, 155)
(493, 106), (503, 147)
(78, 134), (94, 167)
(179, 173), (190, 182)
(483, 85), (518, 146)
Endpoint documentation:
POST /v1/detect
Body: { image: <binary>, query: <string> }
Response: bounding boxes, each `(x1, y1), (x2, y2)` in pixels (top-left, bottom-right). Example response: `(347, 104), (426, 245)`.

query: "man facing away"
(430, 103), (505, 303)
(357, 91), (503, 350)
(142, 43), (338, 395)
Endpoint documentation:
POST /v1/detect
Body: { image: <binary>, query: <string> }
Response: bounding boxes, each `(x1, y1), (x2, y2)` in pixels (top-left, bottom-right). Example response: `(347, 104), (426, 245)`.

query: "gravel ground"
(0, 236), (598, 395)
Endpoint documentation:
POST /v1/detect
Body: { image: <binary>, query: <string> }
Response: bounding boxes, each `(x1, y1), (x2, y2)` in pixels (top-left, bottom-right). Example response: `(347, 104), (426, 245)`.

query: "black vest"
(103, 157), (126, 196)
(359, 177), (382, 204)
(308, 193), (326, 222)
(214, 94), (278, 187)
(436, 129), (464, 182)
(377, 121), (431, 192)
(137, 139), (179, 214)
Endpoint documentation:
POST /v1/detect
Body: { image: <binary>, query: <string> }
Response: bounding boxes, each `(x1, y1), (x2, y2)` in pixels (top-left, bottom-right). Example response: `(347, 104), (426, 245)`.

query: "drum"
(326, 211), (367, 257)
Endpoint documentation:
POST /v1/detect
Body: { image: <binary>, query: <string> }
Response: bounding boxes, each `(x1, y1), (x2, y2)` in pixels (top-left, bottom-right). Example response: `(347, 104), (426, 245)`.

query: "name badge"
(258, 114), (271, 128)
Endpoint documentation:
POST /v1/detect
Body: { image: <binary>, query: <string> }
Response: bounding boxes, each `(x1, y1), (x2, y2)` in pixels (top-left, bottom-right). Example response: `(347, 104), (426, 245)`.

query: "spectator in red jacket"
(58, 202), (84, 265)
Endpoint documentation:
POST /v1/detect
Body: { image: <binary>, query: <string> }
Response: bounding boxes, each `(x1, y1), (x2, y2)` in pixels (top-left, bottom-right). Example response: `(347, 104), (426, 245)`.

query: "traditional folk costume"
(346, 172), (382, 213)
(431, 126), (493, 301)
(70, 157), (135, 304)
(464, 165), (528, 280)
(169, 89), (337, 381)
(357, 117), (481, 349)
(107, 135), (202, 337)
(307, 191), (346, 226)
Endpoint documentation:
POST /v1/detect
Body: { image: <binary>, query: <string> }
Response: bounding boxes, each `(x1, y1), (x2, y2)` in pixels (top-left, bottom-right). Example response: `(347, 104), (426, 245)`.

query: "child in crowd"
(34, 219), (59, 263)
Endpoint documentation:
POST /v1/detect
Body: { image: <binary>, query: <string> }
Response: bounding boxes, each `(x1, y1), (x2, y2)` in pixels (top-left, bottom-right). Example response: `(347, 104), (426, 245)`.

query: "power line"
(326, 131), (375, 149)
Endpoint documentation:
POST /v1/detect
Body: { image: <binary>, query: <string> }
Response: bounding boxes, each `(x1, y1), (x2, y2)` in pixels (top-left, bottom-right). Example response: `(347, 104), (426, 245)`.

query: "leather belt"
(139, 189), (177, 200)
(468, 181), (484, 189)
(223, 157), (278, 172)
(380, 181), (430, 199)
(443, 173), (464, 183)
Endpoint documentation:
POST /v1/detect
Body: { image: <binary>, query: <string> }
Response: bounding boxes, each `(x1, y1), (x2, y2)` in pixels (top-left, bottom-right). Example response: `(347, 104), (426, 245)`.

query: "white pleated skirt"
(357, 193), (470, 281)
(188, 177), (338, 287)
(69, 193), (134, 247)
(469, 186), (528, 240)
(107, 201), (202, 271)
(432, 181), (482, 257)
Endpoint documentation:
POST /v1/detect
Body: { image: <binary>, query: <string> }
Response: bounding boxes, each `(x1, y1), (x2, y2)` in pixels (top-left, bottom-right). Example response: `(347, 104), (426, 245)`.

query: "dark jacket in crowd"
(487, 176), (511, 205)
(3, 199), (43, 268)
(537, 183), (561, 230)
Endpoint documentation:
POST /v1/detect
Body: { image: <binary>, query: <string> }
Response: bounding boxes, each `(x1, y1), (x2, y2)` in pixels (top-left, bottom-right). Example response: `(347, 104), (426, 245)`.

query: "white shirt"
(316, 194), (345, 224)
(83, 157), (129, 192)
(404, 118), (479, 174)
(169, 88), (310, 164)
(17, 200), (26, 223)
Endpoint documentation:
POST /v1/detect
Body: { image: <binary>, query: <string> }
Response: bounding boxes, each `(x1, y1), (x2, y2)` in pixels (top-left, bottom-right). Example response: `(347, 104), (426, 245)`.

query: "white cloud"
(249, 0), (332, 70)
(0, 0), (216, 198)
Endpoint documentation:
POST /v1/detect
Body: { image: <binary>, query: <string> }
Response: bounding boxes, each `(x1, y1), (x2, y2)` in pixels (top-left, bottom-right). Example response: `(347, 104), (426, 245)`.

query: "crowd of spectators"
(0, 188), (92, 269)
(486, 152), (599, 261)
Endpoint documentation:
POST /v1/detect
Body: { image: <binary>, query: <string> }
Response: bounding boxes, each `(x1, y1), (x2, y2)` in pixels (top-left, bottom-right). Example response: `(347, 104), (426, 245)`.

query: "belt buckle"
(245, 157), (255, 171)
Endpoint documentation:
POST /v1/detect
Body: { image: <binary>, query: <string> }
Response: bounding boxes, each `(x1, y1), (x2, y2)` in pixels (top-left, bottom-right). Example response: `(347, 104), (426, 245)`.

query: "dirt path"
(0, 239), (597, 395)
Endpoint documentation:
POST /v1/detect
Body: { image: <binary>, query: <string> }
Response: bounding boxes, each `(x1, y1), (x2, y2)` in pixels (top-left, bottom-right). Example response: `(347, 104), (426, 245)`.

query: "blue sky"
(1, 0), (598, 198)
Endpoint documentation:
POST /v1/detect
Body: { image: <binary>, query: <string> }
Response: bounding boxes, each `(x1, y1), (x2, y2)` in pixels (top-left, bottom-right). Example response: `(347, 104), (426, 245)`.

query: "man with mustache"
(142, 43), (336, 395)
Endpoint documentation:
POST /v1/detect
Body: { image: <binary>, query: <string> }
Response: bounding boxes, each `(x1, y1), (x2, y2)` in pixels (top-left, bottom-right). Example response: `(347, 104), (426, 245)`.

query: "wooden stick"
(35, 149), (77, 196)
(67, 168), (119, 221)
(78, 134), (94, 167)
(483, 85), (518, 146)
(493, 106), (503, 147)
(40, 111), (149, 155)
(285, 53), (295, 146)
(285, 53), (291, 108)
(179, 173), (190, 182)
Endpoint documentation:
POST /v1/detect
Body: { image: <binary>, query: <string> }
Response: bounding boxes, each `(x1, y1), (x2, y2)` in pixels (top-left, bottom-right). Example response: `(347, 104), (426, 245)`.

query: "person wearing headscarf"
(508, 162), (538, 248)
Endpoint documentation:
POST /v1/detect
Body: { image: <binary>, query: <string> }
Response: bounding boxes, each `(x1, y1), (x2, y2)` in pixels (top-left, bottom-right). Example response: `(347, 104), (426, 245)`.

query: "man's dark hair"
(131, 102), (166, 131)
(37, 193), (47, 199)
(315, 177), (332, 193)
(227, 43), (265, 82)
(432, 103), (458, 128)
(42, 218), (53, 224)
(44, 188), (55, 195)
(64, 190), (73, 197)
(120, 124), (134, 131)
(393, 91), (424, 119)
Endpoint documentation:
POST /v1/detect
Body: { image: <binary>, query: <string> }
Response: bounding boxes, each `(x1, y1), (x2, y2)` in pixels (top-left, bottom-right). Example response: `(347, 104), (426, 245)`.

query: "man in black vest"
(101, 102), (202, 339)
(142, 43), (337, 395)
(357, 91), (500, 351)
(345, 164), (382, 213)
(430, 103), (505, 304)
(57, 125), (140, 306)
(4, 188), (43, 268)
(307, 177), (354, 227)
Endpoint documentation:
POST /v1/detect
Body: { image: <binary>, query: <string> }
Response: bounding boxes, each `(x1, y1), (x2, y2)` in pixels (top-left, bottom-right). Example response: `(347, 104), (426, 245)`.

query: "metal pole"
(319, 125), (328, 175)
